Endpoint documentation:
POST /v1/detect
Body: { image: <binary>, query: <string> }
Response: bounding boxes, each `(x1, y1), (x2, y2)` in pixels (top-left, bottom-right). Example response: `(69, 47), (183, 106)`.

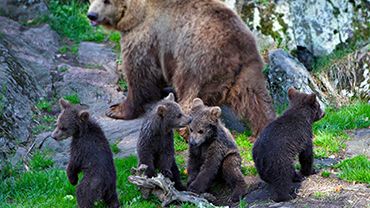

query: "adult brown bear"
(87, 0), (275, 139)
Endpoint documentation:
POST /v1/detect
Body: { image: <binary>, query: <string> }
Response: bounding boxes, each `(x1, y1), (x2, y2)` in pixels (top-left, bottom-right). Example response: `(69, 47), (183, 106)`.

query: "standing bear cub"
(187, 98), (247, 202)
(52, 99), (119, 208)
(137, 93), (191, 191)
(252, 88), (325, 202)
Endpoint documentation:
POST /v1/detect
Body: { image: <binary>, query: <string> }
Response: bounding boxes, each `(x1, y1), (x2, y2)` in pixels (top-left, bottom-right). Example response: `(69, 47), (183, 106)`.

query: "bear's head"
(155, 93), (192, 129)
(87, 0), (145, 31)
(287, 87), (325, 122)
(188, 98), (222, 147)
(51, 99), (90, 141)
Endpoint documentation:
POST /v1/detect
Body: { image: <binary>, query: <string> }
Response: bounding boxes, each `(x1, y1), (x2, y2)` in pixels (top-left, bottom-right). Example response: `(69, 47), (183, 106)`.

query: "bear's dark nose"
(87, 12), (99, 21)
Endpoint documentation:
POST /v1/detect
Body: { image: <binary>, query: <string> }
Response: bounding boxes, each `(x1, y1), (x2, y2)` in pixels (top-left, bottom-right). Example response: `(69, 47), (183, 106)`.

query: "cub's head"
(155, 93), (192, 129)
(87, 0), (126, 29)
(51, 99), (90, 141)
(188, 98), (222, 147)
(288, 87), (325, 122)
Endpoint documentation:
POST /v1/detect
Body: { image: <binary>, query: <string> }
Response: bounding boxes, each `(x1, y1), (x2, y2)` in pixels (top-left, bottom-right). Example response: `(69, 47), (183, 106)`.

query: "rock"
(313, 44), (370, 104)
(226, 0), (369, 56)
(77, 42), (117, 74)
(0, 16), (59, 160)
(267, 49), (327, 108)
(346, 129), (370, 158)
(10, 147), (27, 166)
(0, 0), (49, 22)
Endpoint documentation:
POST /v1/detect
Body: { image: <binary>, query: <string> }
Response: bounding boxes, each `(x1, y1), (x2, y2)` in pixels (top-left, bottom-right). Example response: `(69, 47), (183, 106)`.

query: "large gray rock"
(227, 0), (369, 56)
(267, 49), (327, 108)
(78, 42), (117, 74)
(0, 16), (59, 162)
(0, 0), (49, 22)
(346, 129), (370, 158)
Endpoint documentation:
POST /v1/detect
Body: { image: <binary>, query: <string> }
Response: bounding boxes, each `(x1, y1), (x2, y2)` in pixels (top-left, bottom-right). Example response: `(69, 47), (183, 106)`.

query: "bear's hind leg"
(76, 177), (102, 208)
(299, 142), (315, 176)
(222, 155), (248, 202)
(103, 187), (120, 208)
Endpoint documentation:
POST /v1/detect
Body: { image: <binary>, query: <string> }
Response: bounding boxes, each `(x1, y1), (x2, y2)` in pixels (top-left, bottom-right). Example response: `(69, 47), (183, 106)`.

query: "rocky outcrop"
(0, 0), (48, 22)
(226, 0), (369, 56)
(0, 17), (59, 161)
(267, 45), (369, 108)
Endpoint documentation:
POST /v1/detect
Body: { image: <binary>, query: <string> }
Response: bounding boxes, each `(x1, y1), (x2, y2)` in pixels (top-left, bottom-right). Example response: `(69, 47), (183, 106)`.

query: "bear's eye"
(60, 127), (67, 131)
(104, 0), (110, 4)
(198, 130), (204, 134)
(177, 113), (182, 118)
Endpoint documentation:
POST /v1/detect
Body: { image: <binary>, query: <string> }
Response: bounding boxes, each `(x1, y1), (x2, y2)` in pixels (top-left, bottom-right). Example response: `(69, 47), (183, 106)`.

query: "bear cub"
(252, 88), (325, 202)
(137, 93), (191, 191)
(187, 98), (247, 202)
(52, 99), (119, 208)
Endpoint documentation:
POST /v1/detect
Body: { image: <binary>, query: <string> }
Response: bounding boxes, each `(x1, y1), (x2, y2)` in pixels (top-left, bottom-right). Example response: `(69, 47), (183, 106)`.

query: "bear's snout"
(87, 12), (99, 21)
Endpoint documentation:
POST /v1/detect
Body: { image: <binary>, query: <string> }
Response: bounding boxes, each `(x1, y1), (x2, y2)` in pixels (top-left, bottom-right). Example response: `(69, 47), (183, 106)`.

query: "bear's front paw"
(105, 101), (140, 120)
(188, 181), (206, 194)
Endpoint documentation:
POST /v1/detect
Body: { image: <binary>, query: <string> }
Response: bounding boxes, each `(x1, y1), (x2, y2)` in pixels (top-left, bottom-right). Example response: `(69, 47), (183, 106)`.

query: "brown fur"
(252, 88), (325, 202)
(87, 0), (276, 139)
(51, 99), (119, 208)
(187, 98), (248, 202)
(137, 93), (191, 191)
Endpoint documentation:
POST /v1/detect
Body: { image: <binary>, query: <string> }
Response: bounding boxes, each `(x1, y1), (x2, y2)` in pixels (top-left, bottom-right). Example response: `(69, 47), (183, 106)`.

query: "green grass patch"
(63, 93), (81, 104)
(36, 99), (53, 112)
(29, 151), (55, 171)
(110, 143), (120, 154)
(118, 79), (128, 91)
(321, 170), (330, 178)
(334, 155), (370, 184)
(235, 133), (253, 162)
(174, 131), (188, 152)
(241, 166), (257, 176)
(313, 102), (370, 158)
(312, 45), (355, 73)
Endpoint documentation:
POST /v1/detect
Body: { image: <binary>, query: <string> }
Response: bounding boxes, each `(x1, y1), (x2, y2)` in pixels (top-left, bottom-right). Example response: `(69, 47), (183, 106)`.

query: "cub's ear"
(209, 106), (221, 121)
(192, 98), (204, 109)
(307, 94), (317, 105)
(156, 105), (167, 117)
(59, 98), (71, 109)
(164, 93), (175, 102)
(288, 87), (297, 100)
(78, 110), (90, 121)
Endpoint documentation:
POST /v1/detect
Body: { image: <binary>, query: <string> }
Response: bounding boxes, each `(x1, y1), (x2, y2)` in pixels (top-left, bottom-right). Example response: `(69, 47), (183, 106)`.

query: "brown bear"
(137, 93), (191, 191)
(87, 0), (276, 140)
(51, 99), (120, 208)
(186, 98), (247, 202)
(252, 88), (325, 202)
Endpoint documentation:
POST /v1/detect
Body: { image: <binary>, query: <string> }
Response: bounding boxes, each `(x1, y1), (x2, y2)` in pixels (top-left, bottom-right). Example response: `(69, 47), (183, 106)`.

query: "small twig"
(128, 165), (225, 208)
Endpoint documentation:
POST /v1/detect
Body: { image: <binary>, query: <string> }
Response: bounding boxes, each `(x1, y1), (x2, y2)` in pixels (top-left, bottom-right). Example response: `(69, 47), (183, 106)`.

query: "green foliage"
(312, 44), (355, 73)
(313, 102), (370, 158)
(321, 170), (330, 178)
(334, 155), (370, 184)
(110, 143), (120, 154)
(118, 79), (128, 91)
(59, 44), (79, 55)
(241, 165), (257, 176)
(174, 131), (188, 152)
(29, 151), (55, 171)
(235, 133), (253, 162)
(36, 99), (53, 112)
(63, 93), (81, 104)
(47, 0), (106, 42)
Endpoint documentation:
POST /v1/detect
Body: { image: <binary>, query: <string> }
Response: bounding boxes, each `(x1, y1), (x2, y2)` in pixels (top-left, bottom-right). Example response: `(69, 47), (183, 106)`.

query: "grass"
(312, 102), (370, 158)
(174, 131), (188, 152)
(321, 170), (330, 178)
(118, 79), (128, 92)
(29, 151), (55, 171)
(35, 99), (53, 113)
(312, 44), (355, 73)
(63, 93), (81, 104)
(111, 143), (120, 154)
(334, 155), (370, 184)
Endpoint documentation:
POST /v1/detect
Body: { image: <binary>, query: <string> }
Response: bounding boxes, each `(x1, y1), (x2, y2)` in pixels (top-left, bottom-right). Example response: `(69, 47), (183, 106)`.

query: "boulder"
(0, 0), (49, 22)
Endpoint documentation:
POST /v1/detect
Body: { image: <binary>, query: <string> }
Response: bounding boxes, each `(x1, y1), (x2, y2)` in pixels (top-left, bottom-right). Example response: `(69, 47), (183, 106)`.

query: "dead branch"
(128, 164), (224, 207)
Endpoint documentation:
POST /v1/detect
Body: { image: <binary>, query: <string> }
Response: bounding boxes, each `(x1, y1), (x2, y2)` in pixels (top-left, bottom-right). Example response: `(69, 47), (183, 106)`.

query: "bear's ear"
(209, 106), (221, 121)
(156, 105), (167, 117)
(59, 98), (71, 109)
(288, 87), (297, 100)
(78, 110), (90, 122)
(192, 98), (204, 109)
(307, 94), (317, 105)
(164, 93), (175, 102)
